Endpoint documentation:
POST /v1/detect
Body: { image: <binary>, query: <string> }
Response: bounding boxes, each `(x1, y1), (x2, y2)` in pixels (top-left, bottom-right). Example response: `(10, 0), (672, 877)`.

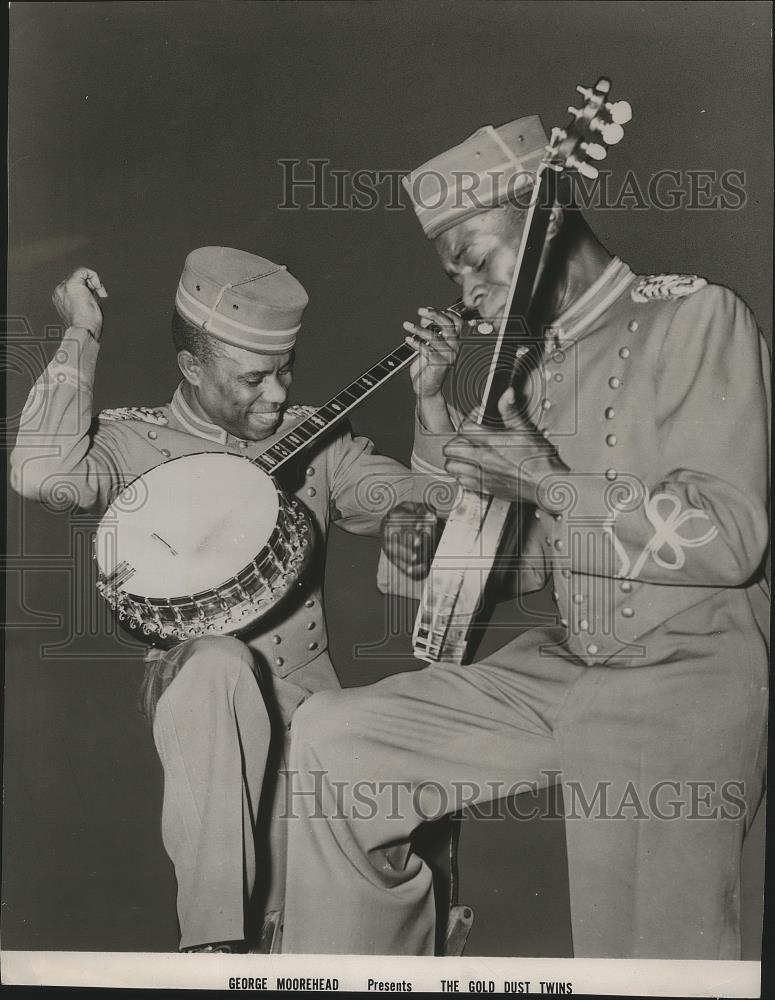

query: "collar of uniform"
(169, 382), (230, 444)
(549, 257), (634, 345)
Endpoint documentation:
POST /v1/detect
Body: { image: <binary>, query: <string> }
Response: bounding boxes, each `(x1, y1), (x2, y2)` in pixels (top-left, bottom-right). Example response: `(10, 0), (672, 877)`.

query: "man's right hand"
(380, 501), (441, 579)
(52, 267), (108, 338)
(403, 306), (462, 401)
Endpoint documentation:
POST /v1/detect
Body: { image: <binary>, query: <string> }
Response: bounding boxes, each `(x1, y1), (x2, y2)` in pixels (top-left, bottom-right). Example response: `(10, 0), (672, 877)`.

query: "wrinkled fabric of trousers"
(140, 635), (339, 951)
(282, 589), (768, 958)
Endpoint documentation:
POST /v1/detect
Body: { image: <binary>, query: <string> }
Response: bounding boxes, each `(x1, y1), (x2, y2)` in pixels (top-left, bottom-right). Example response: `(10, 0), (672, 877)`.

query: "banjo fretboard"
(254, 340), (418, 475)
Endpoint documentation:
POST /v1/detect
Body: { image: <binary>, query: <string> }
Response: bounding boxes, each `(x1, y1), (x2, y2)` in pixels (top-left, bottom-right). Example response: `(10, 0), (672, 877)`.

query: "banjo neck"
(255, 304), (469, 476)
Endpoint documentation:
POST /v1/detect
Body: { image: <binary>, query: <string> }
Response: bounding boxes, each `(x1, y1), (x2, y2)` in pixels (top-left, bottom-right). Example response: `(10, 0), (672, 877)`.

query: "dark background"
(4, 1), (771, 956)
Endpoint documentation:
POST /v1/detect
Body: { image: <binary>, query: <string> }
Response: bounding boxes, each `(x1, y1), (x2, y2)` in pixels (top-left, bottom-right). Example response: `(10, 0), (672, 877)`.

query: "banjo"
(94, 304), (488, 648)
(412, 77), (632, 665)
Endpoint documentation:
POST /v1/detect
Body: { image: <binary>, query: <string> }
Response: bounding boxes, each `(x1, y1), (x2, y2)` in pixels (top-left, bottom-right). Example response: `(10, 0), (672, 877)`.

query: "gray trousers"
(282, 590), (768, 957)
(140, 635), (338, 951)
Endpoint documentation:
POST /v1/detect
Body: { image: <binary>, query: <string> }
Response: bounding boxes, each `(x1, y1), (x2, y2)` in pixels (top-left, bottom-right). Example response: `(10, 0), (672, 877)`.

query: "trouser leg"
(248, 663), (339, 941)
(249, 716), (292, 924)
(281, 611), (768, 958)
(149, 636), (271, 950)
(282, 647), (576, 955)
(556, 616), (769, 959)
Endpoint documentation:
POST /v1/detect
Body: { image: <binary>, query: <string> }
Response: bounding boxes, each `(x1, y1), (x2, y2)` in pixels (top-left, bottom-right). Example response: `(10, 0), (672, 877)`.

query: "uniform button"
(605, 469), (617, 481)
(275, 657), (284, 667)
(552, 591), (559, 601)
(606, 434), (617, 447)
(622, 606), (635, 618)
(552, 350), (566, 364)
(272, 635), (282, 644)
(628, 320), (639, 333)
(554, 539), (564, 551)
(587, 644), (599, 655)
(306, 467), (315, 477)
(573, 593), (583, 604)
(148, 430), (158, 440)
(609, 376), (621, 389)
(304, 599), (315, 608)
(545, 536), (553, 545)
(238, 440), (248, 448)
(55, 350), (68, 363)
(542, 428), (551, 438)
(554, 513), (563, 522)
(161, 449), (171, 458)
(56, 372), (67, 383)
(554, 373), (564, 383)
(560, 618), (568, 627)
(561, 568), (571, 578)
(619, 347), (631, 359)
(307, 487), (317, 497)
(579, 619), (589, 631)
(605, 407), (615, 419)
(534, 510), (542, 519)
(306, 621), (316, 630)
(620, 580), (633, 593)
(308, 641), (319, 651)
(542, 399), (552, 410)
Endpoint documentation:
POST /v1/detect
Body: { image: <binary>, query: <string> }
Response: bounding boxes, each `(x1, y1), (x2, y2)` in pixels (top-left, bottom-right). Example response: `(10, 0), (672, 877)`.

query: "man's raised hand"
(403, 306), (463, 400)
(52, 267), (108, 339)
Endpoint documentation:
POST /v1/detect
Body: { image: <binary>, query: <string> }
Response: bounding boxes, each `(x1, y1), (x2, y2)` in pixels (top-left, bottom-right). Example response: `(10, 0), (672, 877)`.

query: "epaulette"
(99, 406), (169, 425)
(631, 273), (708, 303)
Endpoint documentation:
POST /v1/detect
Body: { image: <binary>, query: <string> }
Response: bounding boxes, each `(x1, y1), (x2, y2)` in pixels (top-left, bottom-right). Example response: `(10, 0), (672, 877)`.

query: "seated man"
(280, 117), (770, 958)
(10, 247), (414, 953)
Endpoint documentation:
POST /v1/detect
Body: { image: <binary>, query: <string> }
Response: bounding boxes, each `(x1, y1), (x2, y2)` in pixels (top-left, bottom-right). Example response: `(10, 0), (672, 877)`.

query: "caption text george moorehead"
(227, 976), (573, 992)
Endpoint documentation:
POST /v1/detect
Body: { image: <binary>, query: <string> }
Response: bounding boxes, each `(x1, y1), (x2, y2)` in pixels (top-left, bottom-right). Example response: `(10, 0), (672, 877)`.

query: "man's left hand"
(381, 501), (441, 579)
(443, 386), (569, 505)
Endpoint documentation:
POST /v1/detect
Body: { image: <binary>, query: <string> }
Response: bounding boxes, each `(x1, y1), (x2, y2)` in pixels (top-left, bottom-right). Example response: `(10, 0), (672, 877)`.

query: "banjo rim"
(94, 450), (314, 647)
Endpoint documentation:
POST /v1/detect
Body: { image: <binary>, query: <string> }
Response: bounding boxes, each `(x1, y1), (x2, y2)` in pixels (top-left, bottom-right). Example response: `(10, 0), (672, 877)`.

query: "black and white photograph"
(2, 2), (772, 994)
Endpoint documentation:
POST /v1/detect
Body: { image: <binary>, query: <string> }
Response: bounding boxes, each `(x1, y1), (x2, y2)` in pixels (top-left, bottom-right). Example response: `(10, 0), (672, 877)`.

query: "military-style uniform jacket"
(10, 326), (415, 687)
(409, 258), (771, 665)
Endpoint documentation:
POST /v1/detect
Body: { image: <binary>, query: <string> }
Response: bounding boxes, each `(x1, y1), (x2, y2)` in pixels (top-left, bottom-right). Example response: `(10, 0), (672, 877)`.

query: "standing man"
(281, 118), (770, 957)
(10, 247), (414, 953)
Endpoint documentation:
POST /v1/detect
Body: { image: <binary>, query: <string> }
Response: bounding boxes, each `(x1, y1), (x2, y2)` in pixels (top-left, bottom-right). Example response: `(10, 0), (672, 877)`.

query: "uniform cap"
(175, 246), (308, 353)
(402, 116), (548, 239)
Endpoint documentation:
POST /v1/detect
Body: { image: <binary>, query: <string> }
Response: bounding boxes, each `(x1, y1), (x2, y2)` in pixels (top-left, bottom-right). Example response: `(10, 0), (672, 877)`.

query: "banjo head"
(95, 452), (282, 600)
(94, 451), (313, 647)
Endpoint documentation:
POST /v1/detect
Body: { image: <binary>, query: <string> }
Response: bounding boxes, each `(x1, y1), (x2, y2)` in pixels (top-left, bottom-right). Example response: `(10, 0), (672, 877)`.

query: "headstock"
(547, 77), (632, 179)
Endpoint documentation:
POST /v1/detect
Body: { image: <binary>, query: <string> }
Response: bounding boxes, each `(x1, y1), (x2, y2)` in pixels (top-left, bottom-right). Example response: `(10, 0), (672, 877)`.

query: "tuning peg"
(600, 121), (624, 144)
(590, 119), (624, 145)
(575, 85), (594, 101)
(566, 155), (599, 180)
(567, 105), (583, 119)
(580, 141), (607, 161)
(606, 100), (632, 125)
